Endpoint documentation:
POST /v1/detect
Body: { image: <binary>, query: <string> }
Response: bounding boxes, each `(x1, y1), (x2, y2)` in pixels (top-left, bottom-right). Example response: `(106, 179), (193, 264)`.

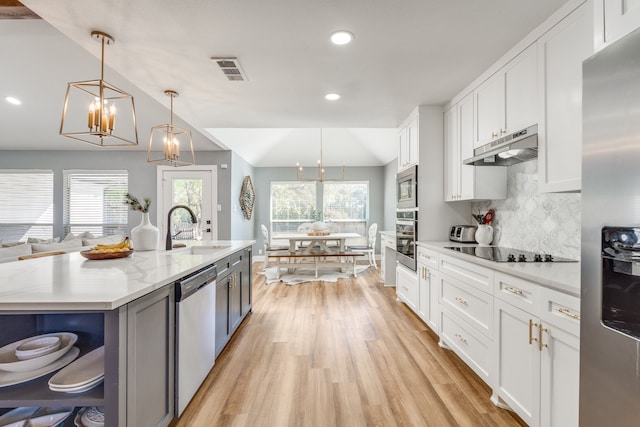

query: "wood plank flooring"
(172, 263), (526, 427)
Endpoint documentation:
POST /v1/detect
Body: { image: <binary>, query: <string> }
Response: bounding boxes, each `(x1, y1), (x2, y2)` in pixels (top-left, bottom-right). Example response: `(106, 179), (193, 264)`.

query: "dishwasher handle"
(176, 265), (217, 301)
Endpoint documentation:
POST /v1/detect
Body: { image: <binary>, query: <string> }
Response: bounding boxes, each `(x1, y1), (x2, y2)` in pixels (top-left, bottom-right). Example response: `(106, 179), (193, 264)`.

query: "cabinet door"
(458, 92), (476, 200)
(538, 2), (593, 192)
(444, 106), (459, 201)
(396, 264), (418, 312)
(494, 299), (540, 427)
(599, 0), (640, 47)
(474, 72), (505, 147)
(127, 286), (175, 427)
(426, 267), (440, 333)
(407, 116), (419, 166)
(240, 249), (252, 318)
(229, 272), (242, 333)
(540, 324), (580, 427)
(215, 276), (230, 357)
(398, 127), (408, 170)
(504, 44), (538, 133)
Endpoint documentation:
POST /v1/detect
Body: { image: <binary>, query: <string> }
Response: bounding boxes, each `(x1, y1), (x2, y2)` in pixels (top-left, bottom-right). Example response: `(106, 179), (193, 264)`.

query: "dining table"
(277, 232), (361, 254)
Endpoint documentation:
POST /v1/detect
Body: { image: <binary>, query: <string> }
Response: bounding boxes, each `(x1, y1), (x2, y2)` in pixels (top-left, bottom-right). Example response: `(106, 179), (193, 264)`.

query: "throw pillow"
(27, 237), (60, 244)
(0, 244), (32, 260)
(2, 241), (26, 248)
(31, 239), (83, 254)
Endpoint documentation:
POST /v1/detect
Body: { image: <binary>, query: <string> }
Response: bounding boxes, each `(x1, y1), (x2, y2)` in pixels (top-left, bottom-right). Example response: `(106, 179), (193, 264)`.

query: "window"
(0, 170), (54, 242)
(270, 181), (317, 236)
(64, 170), (128, 236)
(323, 181), (369, 237)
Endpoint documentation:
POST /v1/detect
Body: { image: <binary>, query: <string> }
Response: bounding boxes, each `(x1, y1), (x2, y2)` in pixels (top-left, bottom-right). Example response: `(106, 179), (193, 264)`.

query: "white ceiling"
(4, 0), (567, 166)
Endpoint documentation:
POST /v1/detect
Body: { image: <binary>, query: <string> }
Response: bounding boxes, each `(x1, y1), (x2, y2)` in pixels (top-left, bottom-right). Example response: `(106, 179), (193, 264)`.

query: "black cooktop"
(444, 246), (578, 263)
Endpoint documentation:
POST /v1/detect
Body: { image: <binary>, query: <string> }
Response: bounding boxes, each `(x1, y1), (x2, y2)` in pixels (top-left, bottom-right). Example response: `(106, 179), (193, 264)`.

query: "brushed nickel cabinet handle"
(505, 286), (524, 296)
(455, 297), (468, 306)
(557, 307), (581, 320)
(454, 333), (468, 344)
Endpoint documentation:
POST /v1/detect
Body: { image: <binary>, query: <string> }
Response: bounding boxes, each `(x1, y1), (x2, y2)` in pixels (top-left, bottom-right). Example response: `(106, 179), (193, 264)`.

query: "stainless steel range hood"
(463, 124), (538, 166)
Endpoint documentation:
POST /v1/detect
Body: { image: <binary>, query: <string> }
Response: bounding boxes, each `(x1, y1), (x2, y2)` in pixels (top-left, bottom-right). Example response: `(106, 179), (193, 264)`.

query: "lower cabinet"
(380, 232), (395, 286)
(396, 263), (419, 312)
(215, 247), (252, 357)
(417, 246), (440, 333)
(493, 272), (580, 427)
(126, 285), (175, 427)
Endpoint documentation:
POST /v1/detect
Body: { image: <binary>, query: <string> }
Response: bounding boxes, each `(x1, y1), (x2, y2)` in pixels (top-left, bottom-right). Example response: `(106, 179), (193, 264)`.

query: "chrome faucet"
(166, 205), (198, 250)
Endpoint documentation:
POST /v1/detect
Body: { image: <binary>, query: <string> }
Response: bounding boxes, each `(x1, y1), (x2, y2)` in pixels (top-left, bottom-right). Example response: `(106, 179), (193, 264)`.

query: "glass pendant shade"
(60, 31), (139, 147)
(147, 90), (195, 167)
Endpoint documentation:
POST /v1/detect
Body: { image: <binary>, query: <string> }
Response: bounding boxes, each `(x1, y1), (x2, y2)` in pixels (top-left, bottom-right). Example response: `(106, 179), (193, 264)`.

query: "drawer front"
(439, 254), (493, 293)
(540, 287), (580, 336)
(417, 246), (439, 269)
(441, 276), (493, 339)
(441, 310), (491, 383)
(494, 272), (540, 315)
(381, 234), (395, 249)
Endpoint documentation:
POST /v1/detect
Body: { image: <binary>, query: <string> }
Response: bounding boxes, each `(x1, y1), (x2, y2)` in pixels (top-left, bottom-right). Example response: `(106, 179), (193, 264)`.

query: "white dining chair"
(348, 223), (378, 269)
(261, 224), (288, 272)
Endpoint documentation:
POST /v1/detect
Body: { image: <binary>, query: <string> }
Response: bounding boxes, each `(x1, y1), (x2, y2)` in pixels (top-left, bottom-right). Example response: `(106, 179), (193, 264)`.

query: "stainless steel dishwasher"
(175, 264), (217, 416)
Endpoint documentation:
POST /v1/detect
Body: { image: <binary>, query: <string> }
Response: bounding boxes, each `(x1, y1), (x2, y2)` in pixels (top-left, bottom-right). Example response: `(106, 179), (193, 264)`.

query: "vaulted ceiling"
(2, 0), (567, 166)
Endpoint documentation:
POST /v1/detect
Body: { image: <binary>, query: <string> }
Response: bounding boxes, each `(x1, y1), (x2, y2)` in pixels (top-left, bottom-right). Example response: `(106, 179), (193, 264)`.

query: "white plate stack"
(48, 347), (104, 394)
(0, 333), (80, 388)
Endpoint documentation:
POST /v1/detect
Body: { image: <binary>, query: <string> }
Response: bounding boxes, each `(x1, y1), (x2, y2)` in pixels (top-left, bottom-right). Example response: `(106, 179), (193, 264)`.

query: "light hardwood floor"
(172, 263), (526, 427)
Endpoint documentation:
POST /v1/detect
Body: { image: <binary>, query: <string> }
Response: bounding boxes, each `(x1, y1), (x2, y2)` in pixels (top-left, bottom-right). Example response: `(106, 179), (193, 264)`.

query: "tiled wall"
(472, 160), (581, 260)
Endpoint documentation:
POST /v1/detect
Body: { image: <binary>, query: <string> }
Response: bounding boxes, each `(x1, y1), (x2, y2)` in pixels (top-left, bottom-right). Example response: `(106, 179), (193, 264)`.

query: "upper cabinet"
(398, 116), (419, 172)
(445, 93), (506, 202)
(594, 0), (640, 50)
(474, 44), (538, 148)
(538, 1), (594, 193)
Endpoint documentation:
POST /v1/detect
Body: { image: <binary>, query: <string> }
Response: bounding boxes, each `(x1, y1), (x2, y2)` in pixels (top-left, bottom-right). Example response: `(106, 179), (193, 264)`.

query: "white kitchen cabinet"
(538, 1), (593, 193)
(396, 263), (418, 312)
(380, 232), (396, 286)
(444, 93), (506, 202)
(474, 44), (538, 148)
(398, 116), (419, 172)
(493, 272), (580, 427)
(594, 0), (640, 50)
(417, 246), (439, 333)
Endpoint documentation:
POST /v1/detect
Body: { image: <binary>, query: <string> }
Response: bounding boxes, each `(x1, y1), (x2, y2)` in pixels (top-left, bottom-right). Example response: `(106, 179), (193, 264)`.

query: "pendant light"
(296, 129), (344, 182)
(147, 90), (195, 167)
(60, 31), (139, 147)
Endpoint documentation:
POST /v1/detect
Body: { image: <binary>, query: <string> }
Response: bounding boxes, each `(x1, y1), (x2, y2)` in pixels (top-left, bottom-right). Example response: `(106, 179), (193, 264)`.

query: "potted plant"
(125, 193), (159, 251)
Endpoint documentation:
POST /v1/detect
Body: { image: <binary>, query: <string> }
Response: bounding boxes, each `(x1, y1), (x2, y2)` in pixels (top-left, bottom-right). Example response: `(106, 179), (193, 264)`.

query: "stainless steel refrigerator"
(581, 27), (640, 426)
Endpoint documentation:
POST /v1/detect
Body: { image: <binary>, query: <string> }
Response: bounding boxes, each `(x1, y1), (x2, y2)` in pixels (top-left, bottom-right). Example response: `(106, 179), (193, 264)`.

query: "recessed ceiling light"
(5, 97), (21, 105)
(330, 31), (353, 45)
(325, 93), (341, 101)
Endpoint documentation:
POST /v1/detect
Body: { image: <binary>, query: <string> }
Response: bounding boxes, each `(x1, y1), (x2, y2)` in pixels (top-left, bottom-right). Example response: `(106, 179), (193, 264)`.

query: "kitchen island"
(0, 240), (254, 427)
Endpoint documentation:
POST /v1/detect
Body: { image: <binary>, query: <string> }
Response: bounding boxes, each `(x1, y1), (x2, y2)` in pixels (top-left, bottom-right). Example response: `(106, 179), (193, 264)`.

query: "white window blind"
(64, 170), (129, 236)
(323, 181), (369, 237)
(270, 181), (317, 235)
(0, 170), (54, 242)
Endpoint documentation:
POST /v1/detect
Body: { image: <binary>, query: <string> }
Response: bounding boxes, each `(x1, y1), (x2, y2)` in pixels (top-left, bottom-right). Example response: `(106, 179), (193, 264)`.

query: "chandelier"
(296, 129), (345, 182)
(60, 31), (138, 147)
(147, 90), (195, 166)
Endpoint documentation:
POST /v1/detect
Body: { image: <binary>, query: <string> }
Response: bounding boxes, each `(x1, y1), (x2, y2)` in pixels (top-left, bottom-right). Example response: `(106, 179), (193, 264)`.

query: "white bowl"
(14, 336), (61, 360)
(0, 332), (77, 372)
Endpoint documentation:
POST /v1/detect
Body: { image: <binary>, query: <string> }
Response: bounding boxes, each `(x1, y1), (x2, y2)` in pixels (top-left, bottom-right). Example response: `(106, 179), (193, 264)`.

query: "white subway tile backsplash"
(471, 160), (581, 260)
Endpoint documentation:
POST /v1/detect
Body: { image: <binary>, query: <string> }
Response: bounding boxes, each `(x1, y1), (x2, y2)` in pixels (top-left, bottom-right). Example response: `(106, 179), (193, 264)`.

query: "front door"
(157, 166), (217, 242)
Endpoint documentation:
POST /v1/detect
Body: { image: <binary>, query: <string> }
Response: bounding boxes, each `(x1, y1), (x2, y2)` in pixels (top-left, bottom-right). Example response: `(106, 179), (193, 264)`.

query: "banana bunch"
(89, 236), (133, 254)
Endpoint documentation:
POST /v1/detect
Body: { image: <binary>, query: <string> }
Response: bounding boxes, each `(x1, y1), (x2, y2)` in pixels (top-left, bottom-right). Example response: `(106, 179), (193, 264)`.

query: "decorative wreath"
(239, 176), (255, 220)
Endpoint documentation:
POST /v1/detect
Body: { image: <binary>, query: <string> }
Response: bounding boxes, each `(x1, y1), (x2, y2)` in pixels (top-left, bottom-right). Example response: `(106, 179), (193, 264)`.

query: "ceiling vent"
(211, 57), (247, 81)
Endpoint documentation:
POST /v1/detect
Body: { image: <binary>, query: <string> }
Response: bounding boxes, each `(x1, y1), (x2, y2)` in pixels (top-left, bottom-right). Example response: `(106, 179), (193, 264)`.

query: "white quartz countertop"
(418, 241), (581, 297)
(0, 240), (255, 311)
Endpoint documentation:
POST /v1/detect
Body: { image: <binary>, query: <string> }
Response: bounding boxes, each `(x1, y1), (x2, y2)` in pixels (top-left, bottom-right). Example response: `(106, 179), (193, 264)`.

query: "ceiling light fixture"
(147, 90), (195, 167)
(5, 97), (21, 105)
(60, 31), (138, 147)
(325, 93), (341, 101)
(330, 30), (354, 45)
(296, 129), (344, 183)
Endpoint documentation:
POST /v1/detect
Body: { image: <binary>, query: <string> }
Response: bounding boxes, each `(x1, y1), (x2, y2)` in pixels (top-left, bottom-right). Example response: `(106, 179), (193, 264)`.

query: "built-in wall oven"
(397, 165), (417, 209)
(396, 210), (417, 271)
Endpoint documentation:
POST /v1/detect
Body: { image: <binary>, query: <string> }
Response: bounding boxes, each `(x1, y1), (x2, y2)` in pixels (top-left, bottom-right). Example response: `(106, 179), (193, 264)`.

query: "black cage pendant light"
(147, 90), (195, 167)
(59, 31), (139, 147)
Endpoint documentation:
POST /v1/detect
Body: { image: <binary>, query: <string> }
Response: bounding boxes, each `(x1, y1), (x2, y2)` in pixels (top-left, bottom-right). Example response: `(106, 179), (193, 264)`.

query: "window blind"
(0, 170), (54, 242)
(63, 170), (129, 236)
(270, 181), (317, 234)
(323, 181), (369, 237)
